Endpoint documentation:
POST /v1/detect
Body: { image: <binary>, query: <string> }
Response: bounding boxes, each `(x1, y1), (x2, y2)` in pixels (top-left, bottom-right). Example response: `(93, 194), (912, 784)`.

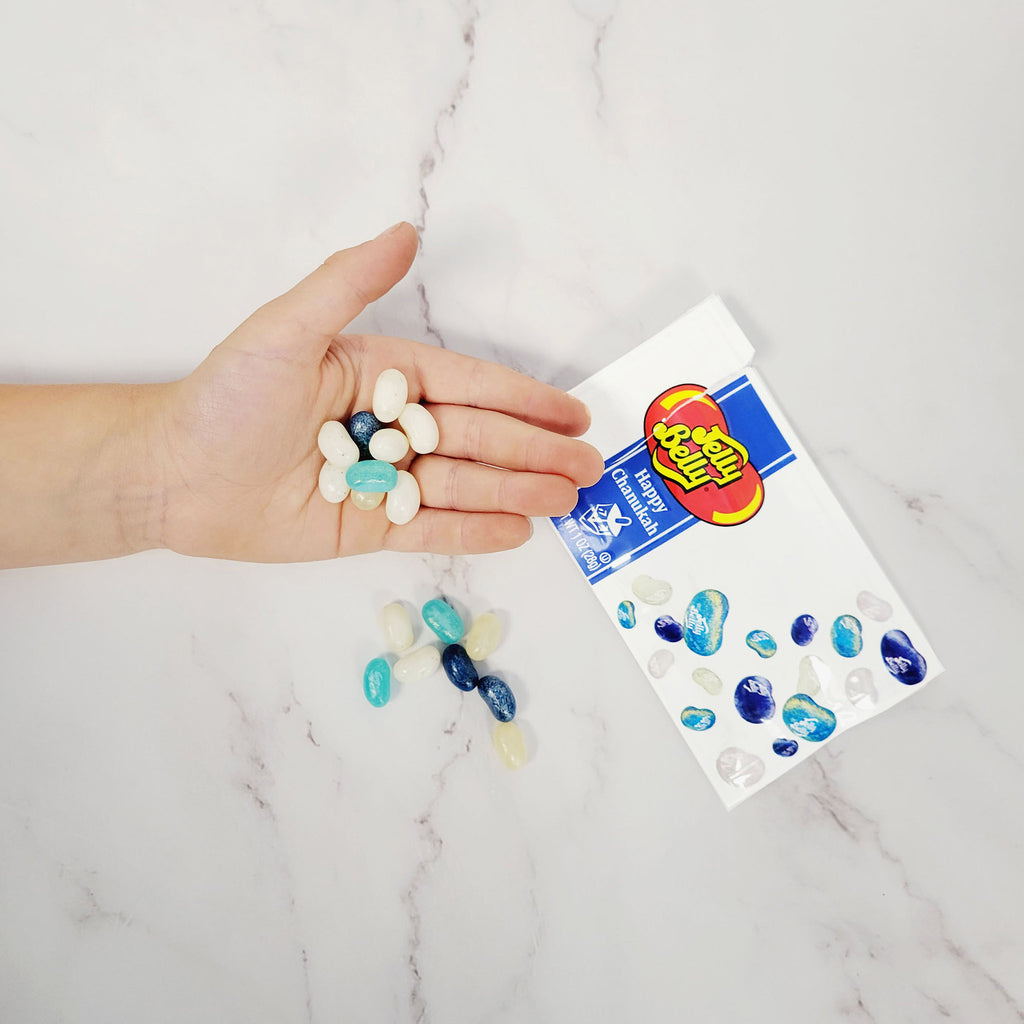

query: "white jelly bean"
(692, 667), (722, 695)
(318, 462), (350, 504)
(797, 655), (830, 697)
(380, 602), (414, 653)
(493, 721), (527, 770)
(350, 490), (385, 511)
(369, 427), (410, 463)
(632, 574), (673, 605)
(397, 402), (440, 454)
(372, 368), (408, 423)
(317, 420), (359, 469)
(393, 645), (440, 684)
(385, 470), (421, 526)
(845, 667), (878, 708)
(648, 649), (674, 678)
(465, 613), (501, 661)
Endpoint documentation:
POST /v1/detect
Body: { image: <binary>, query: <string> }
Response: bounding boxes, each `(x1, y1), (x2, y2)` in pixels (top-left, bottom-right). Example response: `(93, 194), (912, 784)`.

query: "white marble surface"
(2, 1), (1022, 1020)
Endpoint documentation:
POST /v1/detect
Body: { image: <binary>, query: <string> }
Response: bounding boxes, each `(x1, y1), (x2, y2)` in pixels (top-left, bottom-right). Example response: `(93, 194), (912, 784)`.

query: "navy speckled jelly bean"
(617, 601), (637, 629)
(790, 614), (818, 646)
(773, 738), (799, 757)
(442, 644), (478, 692)
(348, 410), (384, 458)
(478, 675), (516, 722)
(881, 629), (927, 685)
(734, 676), (776, 723)
(654, 615), (685, 643)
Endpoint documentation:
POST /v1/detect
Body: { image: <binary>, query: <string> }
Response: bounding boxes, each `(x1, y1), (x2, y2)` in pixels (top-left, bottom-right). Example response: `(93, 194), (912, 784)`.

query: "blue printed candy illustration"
(881, 629), (927, 685)
(683, 589), (729, 655)
(831, 614), (863, 658)
(734, 676), (776, 723)
(680, 706), (716, 731)
(782, 694), (837, 742)
(790, 614), (818, 646)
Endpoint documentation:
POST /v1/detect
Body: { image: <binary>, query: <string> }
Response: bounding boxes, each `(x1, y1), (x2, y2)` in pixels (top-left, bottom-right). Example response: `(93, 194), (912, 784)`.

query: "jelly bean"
(394, 645), (441, 684)
(363, 658), (391, 708)
(617, 601), (637, 629)
(318, 462), (350, 504)
(782, 693), (837, 742)
(745, 630), (777, 659)
(831, 615), (863, 658)
(442, 644), (479, 692)
(772, 738), (799, 757)
(465, 613), (501, 661)
(845, 667), (878, 708)
(680, 706), (716, 731)
(684, 589), (729, 656)
(648, 649), (674, 679)
(385, 470), (421, 526)
(372, 368), (409, 423)
(790, 614), (818, 646)
(422, 598), (465, 644)
(348, 411), (384, 458)
(492, 721), (527, 770)
(350, 490), (385, 511)
(380, 602), (414, 653)
(857, 590), (893, 622)
(881, 629), (927, 685)
(317, 420), (359, 469)
(398, 402), (440, 454)
(369, 427), (411, 463)
(346, 460), (399, 493)
(654, 615), (684, 643)
(631, 574), (673, 605)
(478, 674), (516, 722)
(797, 654), (830, 697)
(692, 667), (723, 695)
(716, 747), (765, 788)
(734, 675), (776, 723)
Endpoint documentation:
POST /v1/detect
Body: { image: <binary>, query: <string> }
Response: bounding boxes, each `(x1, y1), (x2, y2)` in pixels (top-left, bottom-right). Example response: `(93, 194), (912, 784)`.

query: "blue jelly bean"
(773, 738), (799, 757)
(881, 629), (927, 685)
(442, 644), (478, 692)
(790, 614), (818, 646)
(363, 657), (391, 708)
(680, 706), (716, 731)
(478, 674), (516, 722)
(422, 598), (465, 644)
(654, 615), (684, 643)
(734, 675), (776, 723)
(345, 460), (398, 492)
(617, 601), (637, 629)
(831, 614), (863, 658)
(683, 589), (729, 656)
(348, 410), (384, 458)
(745, 630), (777, 658)
(782, 693), (837, 742)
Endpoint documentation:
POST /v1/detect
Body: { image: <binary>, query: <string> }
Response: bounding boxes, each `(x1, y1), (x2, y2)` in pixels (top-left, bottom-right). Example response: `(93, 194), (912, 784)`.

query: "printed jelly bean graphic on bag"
(643, 385), (764, 525)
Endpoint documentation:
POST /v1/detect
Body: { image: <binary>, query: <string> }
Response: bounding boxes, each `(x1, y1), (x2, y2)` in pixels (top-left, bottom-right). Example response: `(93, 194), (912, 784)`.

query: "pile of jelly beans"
(363, 598), (527, 770)
(317, 368), (439, 525)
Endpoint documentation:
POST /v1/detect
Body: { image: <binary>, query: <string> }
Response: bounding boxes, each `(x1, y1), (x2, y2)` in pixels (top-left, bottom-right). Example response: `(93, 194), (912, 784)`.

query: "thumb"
(241, 221), (418, 361)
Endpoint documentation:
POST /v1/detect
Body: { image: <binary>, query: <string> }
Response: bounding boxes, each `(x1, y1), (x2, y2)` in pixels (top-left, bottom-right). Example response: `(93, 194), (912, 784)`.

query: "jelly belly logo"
(643, 384), (764, 526)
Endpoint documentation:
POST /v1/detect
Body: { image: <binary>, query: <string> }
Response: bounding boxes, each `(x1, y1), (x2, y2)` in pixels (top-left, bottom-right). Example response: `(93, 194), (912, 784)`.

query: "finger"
(429, 405), (604, 486)
(382, 509), (532, 555)
(239, 222), (418, 363)
(413, 455), (580, 517)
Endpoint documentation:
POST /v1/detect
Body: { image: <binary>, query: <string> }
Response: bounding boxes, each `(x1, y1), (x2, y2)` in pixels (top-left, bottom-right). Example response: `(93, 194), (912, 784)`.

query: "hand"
(153, 222), (604, 561)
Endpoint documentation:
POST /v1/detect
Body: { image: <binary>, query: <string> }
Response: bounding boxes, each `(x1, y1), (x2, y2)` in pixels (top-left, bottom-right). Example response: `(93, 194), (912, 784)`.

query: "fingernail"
(375, 221), (407, 239)
(527, 518), (535, 539)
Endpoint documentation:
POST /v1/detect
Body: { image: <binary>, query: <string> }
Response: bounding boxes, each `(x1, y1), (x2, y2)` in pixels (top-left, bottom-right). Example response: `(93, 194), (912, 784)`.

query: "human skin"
(0, 222), (604, 570)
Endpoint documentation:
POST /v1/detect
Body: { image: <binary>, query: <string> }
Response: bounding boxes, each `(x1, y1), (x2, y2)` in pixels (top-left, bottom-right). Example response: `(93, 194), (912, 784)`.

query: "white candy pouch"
(551, 297), (942, 808)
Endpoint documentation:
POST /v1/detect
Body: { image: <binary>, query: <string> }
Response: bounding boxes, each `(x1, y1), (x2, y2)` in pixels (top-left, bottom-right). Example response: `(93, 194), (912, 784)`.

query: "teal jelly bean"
(680, 706), (716, 731)
(745, 629), (777, 658)
(617, 601), (637, 629)
(363, 657), (391, 708)
(422, 598), (465, 644)
(684, 589), (729, 656)
(345, 460), (398, 492)
(831, 614), (863, 658)
(782, 693), (837, 742)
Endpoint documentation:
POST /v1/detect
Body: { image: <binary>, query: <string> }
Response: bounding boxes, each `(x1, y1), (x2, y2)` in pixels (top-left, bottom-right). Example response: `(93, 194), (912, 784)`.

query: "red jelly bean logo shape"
(643, 385), (764, 526)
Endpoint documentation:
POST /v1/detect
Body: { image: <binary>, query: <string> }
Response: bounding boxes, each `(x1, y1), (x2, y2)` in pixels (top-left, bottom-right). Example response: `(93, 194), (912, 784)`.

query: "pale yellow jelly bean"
(464, 612), (501, 661)
(492, 721), (527, 770)
(350, 490), (385, 511)
(397, 402), (440, 454)
(380, 602), (414, 654)
(318, 463), (350, 504)
(393, 645), (441, 684)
